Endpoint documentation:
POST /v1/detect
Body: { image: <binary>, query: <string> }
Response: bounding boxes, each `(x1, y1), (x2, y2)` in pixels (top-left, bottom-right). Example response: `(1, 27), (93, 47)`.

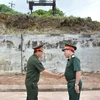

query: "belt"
(68, 79), (75, 83)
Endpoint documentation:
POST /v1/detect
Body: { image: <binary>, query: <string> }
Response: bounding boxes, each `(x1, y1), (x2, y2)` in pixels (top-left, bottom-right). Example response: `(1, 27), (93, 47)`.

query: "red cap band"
(34, 47), (43, 51)
(64, 46), (75, 51)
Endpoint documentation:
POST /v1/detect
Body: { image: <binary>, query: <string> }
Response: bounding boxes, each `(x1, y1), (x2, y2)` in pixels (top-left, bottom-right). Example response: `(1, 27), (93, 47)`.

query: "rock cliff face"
(0, 34), (100, 73)
(0, 13), (100, 34)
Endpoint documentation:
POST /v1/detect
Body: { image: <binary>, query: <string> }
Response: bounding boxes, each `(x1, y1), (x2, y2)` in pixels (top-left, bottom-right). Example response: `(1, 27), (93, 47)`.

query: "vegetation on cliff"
(0, 4), (100, 34)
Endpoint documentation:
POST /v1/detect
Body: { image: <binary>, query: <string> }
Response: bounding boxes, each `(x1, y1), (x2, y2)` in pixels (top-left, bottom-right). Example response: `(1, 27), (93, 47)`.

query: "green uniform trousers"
(26, 83), (38, 100)
(67, 80), (82, 100)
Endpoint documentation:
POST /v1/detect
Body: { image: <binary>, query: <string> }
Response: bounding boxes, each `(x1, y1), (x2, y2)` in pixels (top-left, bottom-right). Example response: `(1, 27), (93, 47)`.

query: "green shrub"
(0, 4), (21, 14)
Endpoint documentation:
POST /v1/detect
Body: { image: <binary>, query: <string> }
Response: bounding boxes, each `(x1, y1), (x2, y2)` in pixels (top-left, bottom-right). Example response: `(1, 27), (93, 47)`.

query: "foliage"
(0, 4), (21, 14)
(32, 9), (48, 16)
(49, 8), (64, 16)
(32, 8), (64, 17)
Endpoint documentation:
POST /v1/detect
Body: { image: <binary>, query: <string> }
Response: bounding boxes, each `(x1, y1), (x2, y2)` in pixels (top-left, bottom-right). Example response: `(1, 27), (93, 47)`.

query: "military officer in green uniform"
(25, 44), (59, 100)
(60, 43), (82, 100)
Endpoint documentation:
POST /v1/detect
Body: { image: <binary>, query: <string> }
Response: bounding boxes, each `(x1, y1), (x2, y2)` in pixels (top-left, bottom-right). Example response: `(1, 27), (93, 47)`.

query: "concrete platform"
(0, 85), (100, 92)
(0, 91), (100, 100)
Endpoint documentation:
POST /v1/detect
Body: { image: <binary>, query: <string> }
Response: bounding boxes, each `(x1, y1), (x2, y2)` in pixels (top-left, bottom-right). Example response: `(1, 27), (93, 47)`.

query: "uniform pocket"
(31, 82), (37, 89)
(67, 82), (74, 91)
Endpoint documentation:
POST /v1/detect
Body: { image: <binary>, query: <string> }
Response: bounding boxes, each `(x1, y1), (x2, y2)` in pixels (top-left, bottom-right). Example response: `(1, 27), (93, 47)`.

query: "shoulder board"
(72, 55), (75, 58)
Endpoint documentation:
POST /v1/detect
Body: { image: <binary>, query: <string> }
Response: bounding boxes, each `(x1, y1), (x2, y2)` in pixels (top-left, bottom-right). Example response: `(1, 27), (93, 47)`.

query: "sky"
(0, 0), (100, 21)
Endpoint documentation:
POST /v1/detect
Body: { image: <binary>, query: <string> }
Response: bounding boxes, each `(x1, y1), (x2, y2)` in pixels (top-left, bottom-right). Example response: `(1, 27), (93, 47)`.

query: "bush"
(0, 4), (21, 14)
(32, 8), (65, 17)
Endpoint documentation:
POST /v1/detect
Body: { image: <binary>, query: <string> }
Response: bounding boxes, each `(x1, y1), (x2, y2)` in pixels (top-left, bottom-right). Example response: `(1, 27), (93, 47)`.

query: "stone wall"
(0, 34), (100, 73)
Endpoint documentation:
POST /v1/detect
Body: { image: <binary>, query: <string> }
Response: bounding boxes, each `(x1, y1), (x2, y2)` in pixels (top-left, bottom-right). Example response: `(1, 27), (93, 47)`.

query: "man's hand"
(42, 70), (64, 79)
(54, 73), (61, 79)
(56, 73), (64, 79)
(75, 85), (80, 94)
(75, 71), (81, 93)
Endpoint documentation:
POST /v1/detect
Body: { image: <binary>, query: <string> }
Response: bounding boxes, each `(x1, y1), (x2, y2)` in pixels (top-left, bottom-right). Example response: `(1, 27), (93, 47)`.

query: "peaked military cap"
(62, 43), (77, 51)
(33, 44), (44, 51)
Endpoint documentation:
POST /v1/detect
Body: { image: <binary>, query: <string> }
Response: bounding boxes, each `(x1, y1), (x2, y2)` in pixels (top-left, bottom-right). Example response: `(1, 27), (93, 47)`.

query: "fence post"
(21, 34), (23, 74)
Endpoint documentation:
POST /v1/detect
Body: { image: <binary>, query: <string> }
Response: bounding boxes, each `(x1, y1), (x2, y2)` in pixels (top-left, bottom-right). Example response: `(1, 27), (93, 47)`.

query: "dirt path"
(0, 73), (100, 88)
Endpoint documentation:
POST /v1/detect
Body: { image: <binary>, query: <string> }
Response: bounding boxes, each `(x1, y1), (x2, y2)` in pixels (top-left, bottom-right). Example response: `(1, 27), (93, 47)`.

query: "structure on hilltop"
(27, 0), (56, 15)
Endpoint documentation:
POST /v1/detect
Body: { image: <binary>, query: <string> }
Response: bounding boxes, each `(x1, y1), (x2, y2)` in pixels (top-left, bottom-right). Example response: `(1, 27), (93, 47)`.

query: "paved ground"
(0, 91), (100, 100)
(0, 73), (100, 100)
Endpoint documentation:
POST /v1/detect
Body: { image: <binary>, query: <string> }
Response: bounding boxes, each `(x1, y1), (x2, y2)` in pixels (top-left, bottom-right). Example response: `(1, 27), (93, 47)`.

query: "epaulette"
(72, 55), (75, 58)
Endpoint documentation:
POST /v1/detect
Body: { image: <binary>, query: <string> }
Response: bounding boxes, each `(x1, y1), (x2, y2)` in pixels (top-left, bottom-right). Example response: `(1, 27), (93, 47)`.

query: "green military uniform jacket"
(25, 54), (45, 84)
(25, 54), (45, 100)
(65, 54), (81, 81)
(64, 54), (82, 100)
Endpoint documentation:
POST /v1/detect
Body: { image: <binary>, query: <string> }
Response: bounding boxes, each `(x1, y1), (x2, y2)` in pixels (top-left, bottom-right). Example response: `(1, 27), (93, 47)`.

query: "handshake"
(54, 73), (64, 79)
(42, 70), (64, 79)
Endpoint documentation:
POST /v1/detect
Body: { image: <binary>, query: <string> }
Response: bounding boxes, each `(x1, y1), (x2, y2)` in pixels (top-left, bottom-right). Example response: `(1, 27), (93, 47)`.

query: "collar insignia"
(72, 55), (75, 58)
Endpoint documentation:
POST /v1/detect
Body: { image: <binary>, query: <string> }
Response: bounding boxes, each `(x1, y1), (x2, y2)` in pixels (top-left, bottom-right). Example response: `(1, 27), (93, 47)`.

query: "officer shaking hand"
(25, 44), (60, 100)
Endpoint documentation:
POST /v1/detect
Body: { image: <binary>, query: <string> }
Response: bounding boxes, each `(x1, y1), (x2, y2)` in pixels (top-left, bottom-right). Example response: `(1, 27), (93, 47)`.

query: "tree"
(48, 8), (64, 16)
(32, 8), (65, 16)
(33, 9), (48, 16)
(0, 4), (20, 14)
